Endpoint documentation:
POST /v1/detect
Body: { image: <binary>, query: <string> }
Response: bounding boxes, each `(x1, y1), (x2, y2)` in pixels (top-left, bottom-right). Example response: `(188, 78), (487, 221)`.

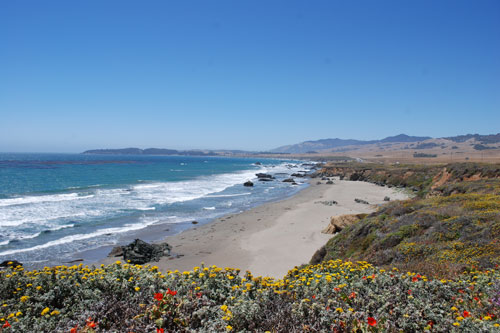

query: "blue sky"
(1, 1), (499, 152)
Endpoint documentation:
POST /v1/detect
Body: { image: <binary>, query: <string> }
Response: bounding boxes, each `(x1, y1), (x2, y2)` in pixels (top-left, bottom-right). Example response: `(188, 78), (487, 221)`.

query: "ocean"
(0, 153), (313, 266)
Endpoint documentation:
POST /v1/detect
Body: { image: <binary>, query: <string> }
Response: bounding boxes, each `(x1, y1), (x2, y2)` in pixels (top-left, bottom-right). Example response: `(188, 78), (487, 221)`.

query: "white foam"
(0, 219), (159, 256)
(205, 192), (252, 198)
(0, 193), (94, 207)
(137, 207), (156, 211)
(203, 207), (216, 210)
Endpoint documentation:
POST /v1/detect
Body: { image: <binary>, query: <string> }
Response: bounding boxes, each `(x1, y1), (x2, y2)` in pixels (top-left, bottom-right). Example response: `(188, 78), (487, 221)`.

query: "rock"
(114, 239), (171, 264)
(108, 246), (124, 257)
(258, 178), (272, 182)
(0, 260), (23, 268)
(322, 214), (367, 234)
(354, 198), (370, 205)
(243, 181), (254, 187)
(254, 162), (262, 165)
(316, 181), (322, 185)
(315, 200), (337, 206)
(192, 221), (198, 224)
(291, 173), (304, 177)
(282, 178), (295, 183)
(326, 180), (334, 184)
(384, 196), (390, 201)
(292, 182), (298, 185)
(255, 173), (275, 179)
(321, 177), (329, 180)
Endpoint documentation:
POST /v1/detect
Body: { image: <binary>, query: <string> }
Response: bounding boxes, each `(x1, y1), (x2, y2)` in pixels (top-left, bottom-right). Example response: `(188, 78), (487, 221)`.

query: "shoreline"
(101, 178), (410, 278)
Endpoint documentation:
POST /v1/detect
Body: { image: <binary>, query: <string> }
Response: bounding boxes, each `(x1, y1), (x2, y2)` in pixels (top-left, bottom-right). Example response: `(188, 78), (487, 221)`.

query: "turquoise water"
(0, 153), (312, 266)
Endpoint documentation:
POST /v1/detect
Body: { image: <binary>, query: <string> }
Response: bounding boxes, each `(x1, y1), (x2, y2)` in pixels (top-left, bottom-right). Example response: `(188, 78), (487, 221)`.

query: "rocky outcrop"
(322, 214), (367, 234)
(243, 181), (254, 187)
(282, 178), (295, 183)
(109, 239), (171, 264)
(256, 173), (275, 179)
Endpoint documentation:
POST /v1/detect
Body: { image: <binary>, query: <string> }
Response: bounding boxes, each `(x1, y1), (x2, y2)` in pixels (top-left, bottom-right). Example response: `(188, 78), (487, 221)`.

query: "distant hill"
(443, 133), (500, 144)
(271, 134), (431, 154)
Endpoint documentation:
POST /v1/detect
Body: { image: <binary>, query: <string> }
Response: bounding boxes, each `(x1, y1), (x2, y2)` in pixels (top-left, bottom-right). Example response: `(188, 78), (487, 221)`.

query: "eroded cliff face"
(313, 163), (500, 196)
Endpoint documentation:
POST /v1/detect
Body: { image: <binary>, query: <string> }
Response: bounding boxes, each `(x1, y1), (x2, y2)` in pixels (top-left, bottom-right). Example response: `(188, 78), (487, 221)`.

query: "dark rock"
(243, 181), (254, 187)
(384, 196), (391, 201)
(291, 173), (304, 177)
(354, 198), (370, 205)
(255, 173), (275, 179)
(321, 177), (329, 180)
(326, 180), (334, 184)
(292, 182), (298, 185)
(258, 178), (273, 182)
(0, 260), (23, 268)
(192, 221), (198, 224)
(316, 181), (322, 185)
(282, 178), (295, 183)
(315, 200), (337, 206)
(118, 239), (171, 264)
(254, 162), (262, 165)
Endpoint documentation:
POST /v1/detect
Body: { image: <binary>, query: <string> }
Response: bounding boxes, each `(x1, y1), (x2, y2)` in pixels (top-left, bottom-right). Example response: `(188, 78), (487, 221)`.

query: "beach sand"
(145, 179), (410, 278)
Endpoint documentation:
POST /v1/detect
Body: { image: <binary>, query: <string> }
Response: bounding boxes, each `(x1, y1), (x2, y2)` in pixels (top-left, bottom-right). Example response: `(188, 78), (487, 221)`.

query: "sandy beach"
(147, 179), (409, 278)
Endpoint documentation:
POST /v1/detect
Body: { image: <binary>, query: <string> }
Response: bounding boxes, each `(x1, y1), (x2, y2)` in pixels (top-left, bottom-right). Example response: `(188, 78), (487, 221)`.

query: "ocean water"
(0, 153), (313, 266)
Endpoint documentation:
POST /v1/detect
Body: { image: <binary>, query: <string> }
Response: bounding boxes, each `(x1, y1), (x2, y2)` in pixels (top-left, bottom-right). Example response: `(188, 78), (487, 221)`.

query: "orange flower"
(367, 317), (377, 327)
(349, 292), (356, 299)
(157, 329), (164, 333)
(334, 287), (340, 292)
(70, 325), (78, 333)
(463, 311), (470, 318)
(154, 293), (163, 301)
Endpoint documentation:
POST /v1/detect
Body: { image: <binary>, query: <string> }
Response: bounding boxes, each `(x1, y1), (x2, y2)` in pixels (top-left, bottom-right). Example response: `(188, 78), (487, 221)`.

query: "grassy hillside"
(312, 163), (500, 277)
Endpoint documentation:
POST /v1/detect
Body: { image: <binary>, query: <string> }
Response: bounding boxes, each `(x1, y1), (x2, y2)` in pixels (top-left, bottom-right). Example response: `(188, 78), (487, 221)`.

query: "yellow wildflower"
(41, 307), (50, 316)
(226, 325), (233, 331)
(50, 310), (60, 316)
(452, 322), (460, 326)
(20, 296), (29, 302)
(135, 287), (140, 291)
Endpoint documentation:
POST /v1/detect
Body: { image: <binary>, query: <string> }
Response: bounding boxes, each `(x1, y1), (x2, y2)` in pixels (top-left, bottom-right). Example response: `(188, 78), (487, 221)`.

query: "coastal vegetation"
(1, 260), (499, 331)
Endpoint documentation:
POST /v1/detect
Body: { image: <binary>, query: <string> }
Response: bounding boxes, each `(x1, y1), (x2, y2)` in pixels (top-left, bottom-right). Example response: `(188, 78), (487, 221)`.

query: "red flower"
(312, 295), (316, 299)
(463, 311), (470, 318)
(196, 292), (202, 298)
(474, 296), (479, 301)
(157, 329), (164, 333)
(367, 317), (377, 327)
(334, 287), (340, 292)
(458, 289), (464, 294)
(167, 288), (177, 296)
(2, 320), (11, 328)
(362, 276), (367, 280)
(407, 289), (412, 295)
(86, 318), (97, 328)
(154, 293), (164, 301)
(412, 277), (418, 282)
(416, 274), (421, 278)
(70, 325), (78, 333)
(349, 292), (356, 299)
(428, 320), (434, 328)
